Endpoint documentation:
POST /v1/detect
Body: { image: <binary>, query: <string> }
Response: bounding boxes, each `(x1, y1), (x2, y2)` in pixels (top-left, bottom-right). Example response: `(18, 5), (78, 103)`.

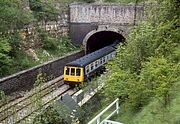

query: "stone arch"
(83, 27), (125, 54)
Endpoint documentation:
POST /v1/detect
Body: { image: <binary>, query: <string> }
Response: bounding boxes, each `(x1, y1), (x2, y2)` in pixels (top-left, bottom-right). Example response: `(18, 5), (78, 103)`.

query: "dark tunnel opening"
(86, 31), (125, 54)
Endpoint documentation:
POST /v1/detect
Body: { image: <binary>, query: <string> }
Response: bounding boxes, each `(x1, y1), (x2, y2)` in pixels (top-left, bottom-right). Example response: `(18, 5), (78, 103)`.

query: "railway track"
(0, 76), (63, 115)
(0, 76), (76, 124)
(17, 88), (75, 124)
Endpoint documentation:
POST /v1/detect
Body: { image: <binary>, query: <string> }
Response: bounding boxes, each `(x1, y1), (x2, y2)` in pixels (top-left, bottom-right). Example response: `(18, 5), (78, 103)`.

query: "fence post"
(116, 100), (119, 114)
(97, 117), (100, 124)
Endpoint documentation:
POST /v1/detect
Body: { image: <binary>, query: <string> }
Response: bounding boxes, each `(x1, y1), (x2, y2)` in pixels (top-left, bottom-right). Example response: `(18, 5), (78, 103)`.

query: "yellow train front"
(64, 45), (116, 86)
(64, 66), (84, 84)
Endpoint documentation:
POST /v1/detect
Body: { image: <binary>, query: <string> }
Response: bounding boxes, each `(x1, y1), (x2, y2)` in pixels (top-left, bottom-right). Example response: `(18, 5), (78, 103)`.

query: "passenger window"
(107, 55), (109, 60)
(76, 69), (81, 76)
(95, 61), (98, 67)
(71, 68), (75, 76)
(91, 63), (94, 70)
(66, 67), (70, 75)
(100, 58), (103, 64)
(109, 54), (112, 59)
(86, 66), (89, 73)
(103, 57), (106, 63)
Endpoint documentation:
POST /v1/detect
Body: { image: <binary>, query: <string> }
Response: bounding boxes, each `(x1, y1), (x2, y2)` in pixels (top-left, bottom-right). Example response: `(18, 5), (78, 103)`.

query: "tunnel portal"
(85, 31), (125, 54)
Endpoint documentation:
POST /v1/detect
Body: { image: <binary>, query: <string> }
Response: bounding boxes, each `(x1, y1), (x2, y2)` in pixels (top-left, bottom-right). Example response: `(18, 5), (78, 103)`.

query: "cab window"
(76, 68), (81, 76)
(71, 68), (75, 76)
(66, 67), (70, 75)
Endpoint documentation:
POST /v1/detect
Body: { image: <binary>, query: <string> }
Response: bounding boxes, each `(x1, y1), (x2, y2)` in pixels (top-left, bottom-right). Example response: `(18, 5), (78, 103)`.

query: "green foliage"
(39, 31), (58, 50)
(33, 102), (70, 124)
(0, 38), (12, 76)
(32, 73), (46, 110)
(7, 33), (22, 56)
(0, 90), (6, 102)
(112, 22), (157, 73)
(140, 57), (179, 107)
(103, 0), (180, 116)
(0, 0), (34, 31)
(29, 0), (59, 22)
(39, 31), (79, 53)
(0, 32), (79, 78)
(11, 50), (37, 72)
(56, 36), (79, 54)
(34, 73), (46, 87)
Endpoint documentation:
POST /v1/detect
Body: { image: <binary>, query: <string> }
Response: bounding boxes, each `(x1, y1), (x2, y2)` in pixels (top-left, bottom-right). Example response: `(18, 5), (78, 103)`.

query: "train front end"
(64, 66), (84, 84)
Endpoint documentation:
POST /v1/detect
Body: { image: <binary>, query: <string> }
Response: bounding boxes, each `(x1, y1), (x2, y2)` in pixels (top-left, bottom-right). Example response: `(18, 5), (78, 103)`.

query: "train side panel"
(84, 51), (116, 79)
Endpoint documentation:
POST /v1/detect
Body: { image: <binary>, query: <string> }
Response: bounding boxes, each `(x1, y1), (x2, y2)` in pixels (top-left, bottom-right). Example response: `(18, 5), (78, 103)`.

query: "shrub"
(39, 31), (58, 50)
(0, 38), (12, 77)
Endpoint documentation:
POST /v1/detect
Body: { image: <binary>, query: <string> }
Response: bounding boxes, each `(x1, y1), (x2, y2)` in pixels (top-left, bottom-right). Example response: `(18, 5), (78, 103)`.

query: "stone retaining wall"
(0, 50), (84, 95)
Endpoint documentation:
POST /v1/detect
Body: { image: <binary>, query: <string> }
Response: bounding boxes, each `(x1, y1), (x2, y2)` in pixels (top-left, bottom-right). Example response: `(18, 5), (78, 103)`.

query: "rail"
(0, 76), (77, 124)
(88, 98), (121, 124)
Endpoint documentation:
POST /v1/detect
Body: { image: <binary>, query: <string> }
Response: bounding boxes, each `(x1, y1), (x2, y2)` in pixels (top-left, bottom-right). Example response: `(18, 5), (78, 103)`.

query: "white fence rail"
(102, 120), (123, 124)
(88, 98), (121, 124)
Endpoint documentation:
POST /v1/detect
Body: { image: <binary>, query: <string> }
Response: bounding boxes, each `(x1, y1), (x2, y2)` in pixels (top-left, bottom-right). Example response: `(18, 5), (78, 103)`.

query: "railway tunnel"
(83, 30), (125, 54)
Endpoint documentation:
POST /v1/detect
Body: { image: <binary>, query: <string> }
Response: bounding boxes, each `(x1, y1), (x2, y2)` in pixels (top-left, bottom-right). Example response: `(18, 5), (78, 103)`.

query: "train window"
(66, 67), (70, 75)
(107, 55), (109, 60)
(110, 54), (112, 59)
(100, 58), (103, 64)
(95, 61), (98, 67)
(103, 57), (106, 63)
(108, 54), (111, 59)
(91, 63), (94, 70)
(76, 69), (81, 76)
(86, 66), (89, 73)
(71, 68), (75, 76)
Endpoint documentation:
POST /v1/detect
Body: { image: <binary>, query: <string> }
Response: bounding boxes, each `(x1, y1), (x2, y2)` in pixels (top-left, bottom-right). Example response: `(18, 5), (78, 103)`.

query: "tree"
(140, 57), (179, 107)
(103, 0), (180, 112)
(0, 0), (33, 31)
(29, 0), (59, 22)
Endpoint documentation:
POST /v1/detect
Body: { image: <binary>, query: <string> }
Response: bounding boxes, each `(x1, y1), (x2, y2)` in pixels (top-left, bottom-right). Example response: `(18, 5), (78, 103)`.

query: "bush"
(11, 50), (37, 72)
(0, 0), (33, 31)
(39, 31), (58, 50)
(33, 102), (70, 124)
(29, 0), (59, 22)
(0, 38), (12, 77)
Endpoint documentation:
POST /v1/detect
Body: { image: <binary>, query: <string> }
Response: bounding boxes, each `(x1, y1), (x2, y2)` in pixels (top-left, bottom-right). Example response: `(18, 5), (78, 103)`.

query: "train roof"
(66, 45), (115, 67)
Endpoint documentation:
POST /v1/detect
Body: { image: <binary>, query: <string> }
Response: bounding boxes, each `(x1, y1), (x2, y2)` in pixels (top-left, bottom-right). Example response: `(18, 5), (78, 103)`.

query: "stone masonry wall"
(0, 50), (84, 95)
(70, 3), (144, 25)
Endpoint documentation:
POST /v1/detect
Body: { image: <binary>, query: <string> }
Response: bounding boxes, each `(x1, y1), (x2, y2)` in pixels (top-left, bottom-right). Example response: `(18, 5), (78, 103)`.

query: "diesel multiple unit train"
(63, 45), (116, 85)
